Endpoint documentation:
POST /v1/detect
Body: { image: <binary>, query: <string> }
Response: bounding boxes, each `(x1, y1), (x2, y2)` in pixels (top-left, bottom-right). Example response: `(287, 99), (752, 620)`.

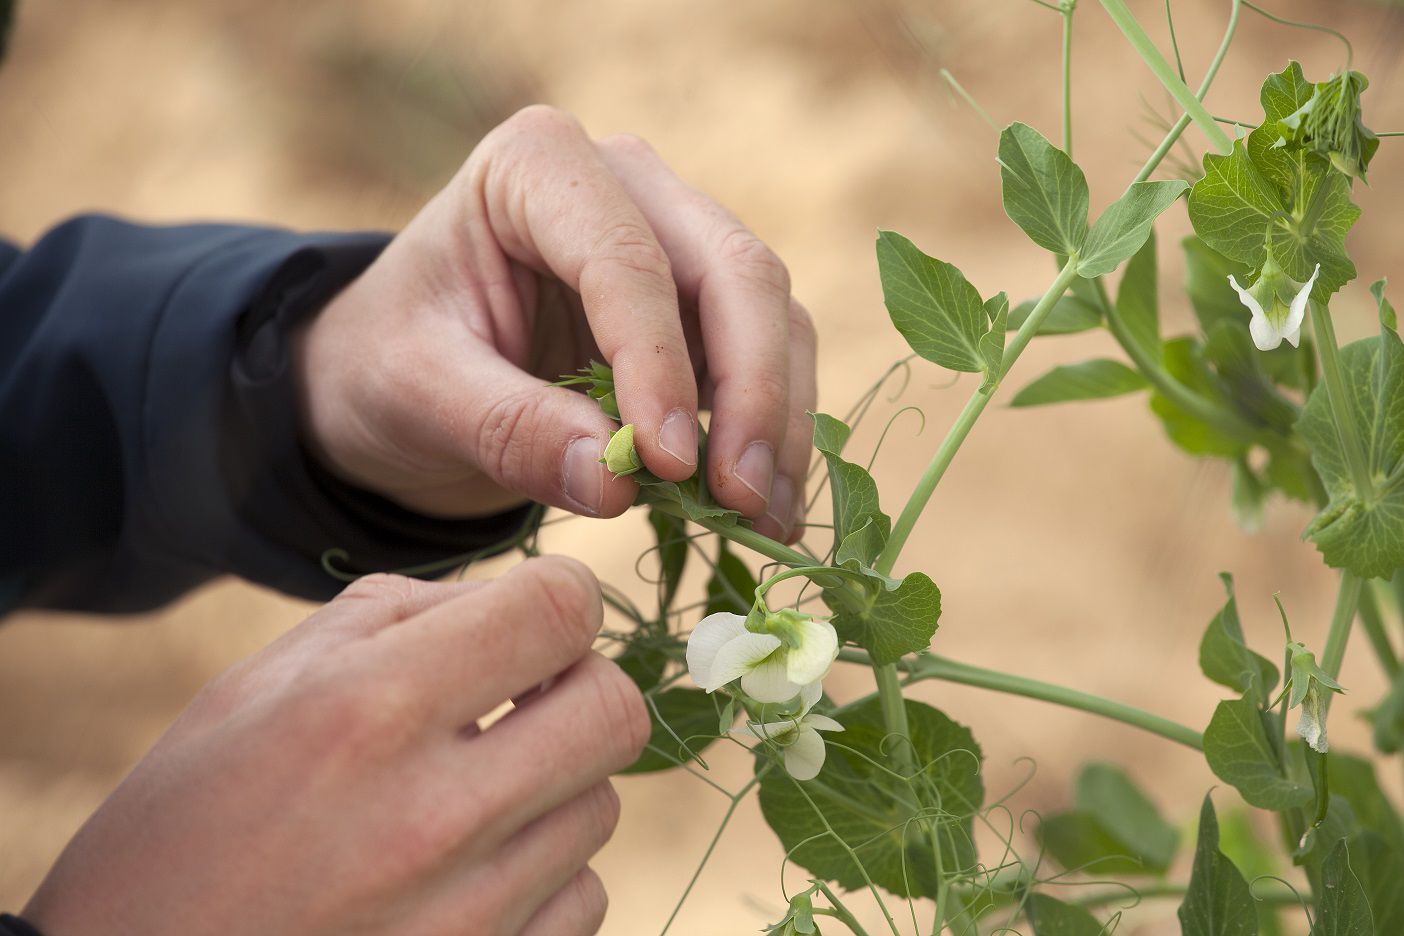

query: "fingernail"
(734, 441), (774, 503)
(659, 409), (698, 467)
(563, 437), (606, 514)
(765, 475), (795, 536)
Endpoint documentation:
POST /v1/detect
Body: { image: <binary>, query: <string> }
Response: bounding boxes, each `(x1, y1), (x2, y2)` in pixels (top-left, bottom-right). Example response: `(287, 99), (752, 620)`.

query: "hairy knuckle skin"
(586, 781), (622, 845)
(336, 572), (419, 610)
(573, 867), (609, 932)
(505, 103), (581, 139)
(590, 222), (673, 284)
(788, 300), (816, 345)
(717, 227), (790, 295)
(524, 558), (601, 649)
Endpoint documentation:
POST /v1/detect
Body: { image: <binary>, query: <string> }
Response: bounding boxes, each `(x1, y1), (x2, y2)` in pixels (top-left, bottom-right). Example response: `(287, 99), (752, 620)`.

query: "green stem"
(1099, 0), (1233, 155)
(1309, 304), (1376, 502)
(890, 653), (1204, 750)
(648, 501), (810, 569)
(1321, 571), (1363, 684)
(1060, 1), (1074, 157)
(659, 770), (765, 935)
(1358, 583), (1400, 678)
(815, 882), (872, 936)
(1130, 0), (1241, 185)
(875, 257), (1080, 577)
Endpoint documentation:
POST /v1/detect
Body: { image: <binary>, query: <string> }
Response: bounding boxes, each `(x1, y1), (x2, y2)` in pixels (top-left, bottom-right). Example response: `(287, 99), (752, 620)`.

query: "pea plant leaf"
(1026, 894), (1106, 936)
(823, 571), (941, 665)
(1315, 840), (1376, 936)
(1006, 294), (1103, 335)
(1204, 695), (1312, 810)
(757, 698), (983, 898)
(622, 688), (726, 775)
(1011, 359), (1147, 408)
(1177, 795), (1259, 936)
(998, 122), (1090, 255)
(1149, 338), (1249, 459)
(811, 413), (890, 564)
(1198, 572), (1279, 706)
(1039, 762), (1178, 876)
(1077, 179), (1188, 278)
(1352, 833), (1404, 936)
(1299, 325), (1404, 579)
(1183, 235), (1254, 334)
(1116, 229), (1161, 359)
(1267, 159), (1359, 301)
(876, 231), (990, 374)
(979, 292), (1009, 392)
(1187, 139), (1283, 270)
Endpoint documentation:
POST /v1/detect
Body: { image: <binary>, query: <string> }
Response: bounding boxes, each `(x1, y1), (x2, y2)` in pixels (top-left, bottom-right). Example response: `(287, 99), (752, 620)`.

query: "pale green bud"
(600, 423), (642, 476)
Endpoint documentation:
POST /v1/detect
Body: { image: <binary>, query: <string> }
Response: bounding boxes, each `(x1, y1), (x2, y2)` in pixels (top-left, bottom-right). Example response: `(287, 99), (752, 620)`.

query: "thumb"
(461, 354), (639, 518)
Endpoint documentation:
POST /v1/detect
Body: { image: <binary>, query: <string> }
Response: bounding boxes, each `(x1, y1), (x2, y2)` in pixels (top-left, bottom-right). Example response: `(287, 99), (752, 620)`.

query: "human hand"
(294, 105), (816, 542)
(23, 557), (648, 936)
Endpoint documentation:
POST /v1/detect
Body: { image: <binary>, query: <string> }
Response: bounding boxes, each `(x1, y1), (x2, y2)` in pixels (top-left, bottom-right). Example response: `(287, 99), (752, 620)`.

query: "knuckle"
(588, 222), (673, 285)
(585, 781), (622, 844)
(335, 572), (420, 611)
(475, 389), (541, 485)
(522, 557), (601, 649)
(748, 370), (790, 410)
(585, 658), (651, 762)
(572, 867), (609, 931)
(599, 132), (656, 160)
(788, 300), (816, 345)
(504, 103), (582, 139)
(717, 227), (790, 295)
(302, 673), (422, 754)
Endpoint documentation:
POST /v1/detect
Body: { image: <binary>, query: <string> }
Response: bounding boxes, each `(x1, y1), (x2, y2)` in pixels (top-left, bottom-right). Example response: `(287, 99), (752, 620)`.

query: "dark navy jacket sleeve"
(0, 215), (537, 614)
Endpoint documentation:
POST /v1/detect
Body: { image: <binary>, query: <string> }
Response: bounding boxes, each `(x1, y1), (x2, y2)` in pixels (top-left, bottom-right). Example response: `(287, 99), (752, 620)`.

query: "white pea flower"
(1227, 260), (1320, 352)
(1285, 640), (1345, 754)
(733, 682), (845, 781)
(686, 608), (838, 704)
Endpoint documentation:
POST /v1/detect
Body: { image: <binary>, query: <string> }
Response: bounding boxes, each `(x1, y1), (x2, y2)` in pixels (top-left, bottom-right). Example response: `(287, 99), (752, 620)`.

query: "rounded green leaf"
(997, 122), (1089, 255)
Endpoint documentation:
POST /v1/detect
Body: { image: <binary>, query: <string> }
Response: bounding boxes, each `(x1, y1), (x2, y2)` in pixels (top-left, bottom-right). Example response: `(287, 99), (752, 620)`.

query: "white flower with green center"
(686, 608), (838, 704)
(733, 682), (844, 781)
(1227, 259), (1320, 352)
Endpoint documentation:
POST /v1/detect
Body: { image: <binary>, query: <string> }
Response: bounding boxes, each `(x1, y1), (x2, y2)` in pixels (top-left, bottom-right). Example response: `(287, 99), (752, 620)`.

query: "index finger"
(466, 106), (700, 481)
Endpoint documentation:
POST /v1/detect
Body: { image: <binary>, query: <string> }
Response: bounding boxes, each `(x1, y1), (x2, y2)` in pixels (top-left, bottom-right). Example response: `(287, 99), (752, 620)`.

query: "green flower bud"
(1284, 640), (1345, 753)
(1279, 71), (1378, 182)
(600, 423), (642, 476)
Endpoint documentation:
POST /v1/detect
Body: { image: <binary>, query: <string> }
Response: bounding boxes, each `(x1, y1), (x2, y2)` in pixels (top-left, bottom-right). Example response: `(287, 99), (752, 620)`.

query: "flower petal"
(734, 719), (799, 743)
(686, 612), (749, 689)
(805, 713), (845, 733)
(784, 619), (839, 686)
(702, 631), (781, 692)
(1284, 263), (1321, 349)
(741, 651), (805, 703)
(797, 680), (823, 717)
(782, 727), (829, 781)
(1228, 274), (1265, 317)
(1232, 274), (1282, 351)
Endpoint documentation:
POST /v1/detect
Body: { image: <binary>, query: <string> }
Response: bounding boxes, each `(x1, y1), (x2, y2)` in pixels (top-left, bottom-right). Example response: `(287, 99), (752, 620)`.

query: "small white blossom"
(686, 609), (838, 704)
(733, 682), (844, 781)
(1228, 262), (1320, 351)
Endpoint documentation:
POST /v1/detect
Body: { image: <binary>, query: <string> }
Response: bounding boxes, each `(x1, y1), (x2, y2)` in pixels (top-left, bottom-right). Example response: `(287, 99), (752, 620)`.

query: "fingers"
(457, 352), (640, 518)
(594, 135), (801, 526)
(314, 575), (485, 638)
(382, 556), (606, 724)
(460, 651), (649, 840)
(518, 867), (609, 936)
(769, 299), (818, 543)
(467, 106), (700, 483)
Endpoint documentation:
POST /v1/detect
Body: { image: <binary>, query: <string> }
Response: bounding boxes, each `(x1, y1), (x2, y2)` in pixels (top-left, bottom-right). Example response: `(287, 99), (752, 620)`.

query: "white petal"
(796, 680), (823, 717)
(734, 719), (799, 743)
(1248, 308), (1283, 350)
(782, 728), (829, 781)
(805, 713), (845, 733)
(703, 632), (781, 692)
(784, 619), (839, 686)
(1228, 275), (1265, 317)
(1284, 263), (1321, 350)
(685, 612), (748, 689)
(741, 652), (805, 703)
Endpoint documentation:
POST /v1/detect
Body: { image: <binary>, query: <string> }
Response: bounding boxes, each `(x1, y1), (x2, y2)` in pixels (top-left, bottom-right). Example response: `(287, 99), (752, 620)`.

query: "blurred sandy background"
(3, 0), (1403, 933)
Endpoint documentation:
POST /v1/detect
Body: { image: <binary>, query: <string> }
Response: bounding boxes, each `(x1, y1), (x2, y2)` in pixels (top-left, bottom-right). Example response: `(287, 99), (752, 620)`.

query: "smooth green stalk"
(1130, 0), (1240, 185)
(648, 501), (810, 569)
(1309, 304), (1376, 502)
(1060, 1), (1074, 157)
(1099, 0), (1233, 155)
(1321, 571), (1363, 683)
(883, 653), (1205, 750)
(875, 257), (1080, 578)
(1358, 584), (1400, 678)
(815, 882), (871, 936)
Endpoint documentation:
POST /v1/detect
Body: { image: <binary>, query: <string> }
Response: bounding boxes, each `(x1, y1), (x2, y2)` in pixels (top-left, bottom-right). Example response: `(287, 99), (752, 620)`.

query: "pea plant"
(558, 2), (1404, 933)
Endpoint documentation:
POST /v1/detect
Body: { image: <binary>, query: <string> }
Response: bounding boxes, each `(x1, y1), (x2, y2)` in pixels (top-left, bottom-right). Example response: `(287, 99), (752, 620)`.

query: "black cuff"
(223, 239), (542, 593)
(0, 914), (45, 936)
